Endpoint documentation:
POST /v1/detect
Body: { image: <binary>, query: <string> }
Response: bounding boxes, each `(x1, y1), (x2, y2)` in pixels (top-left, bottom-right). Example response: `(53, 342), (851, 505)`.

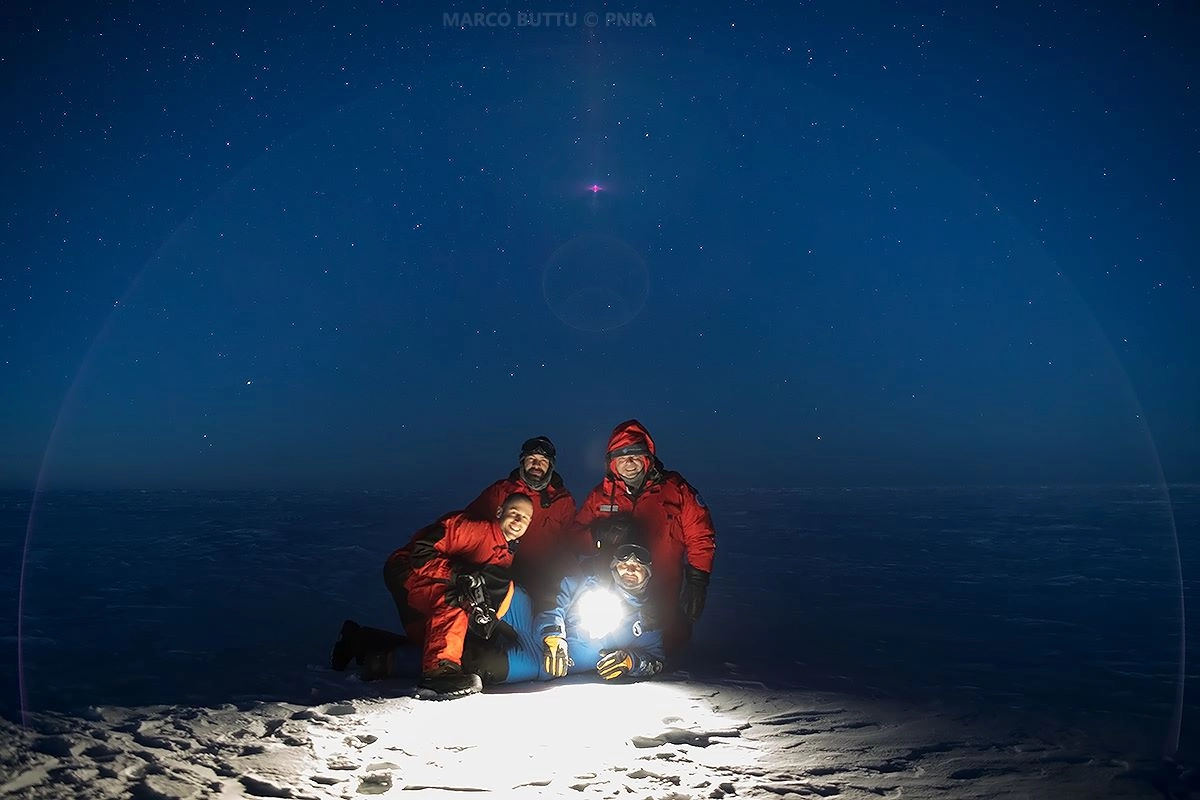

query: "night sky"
(1, 2), (1196, 492)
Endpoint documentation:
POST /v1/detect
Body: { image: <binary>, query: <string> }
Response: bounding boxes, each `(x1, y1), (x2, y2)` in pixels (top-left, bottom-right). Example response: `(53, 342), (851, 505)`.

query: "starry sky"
(1, 2), (1196, 492)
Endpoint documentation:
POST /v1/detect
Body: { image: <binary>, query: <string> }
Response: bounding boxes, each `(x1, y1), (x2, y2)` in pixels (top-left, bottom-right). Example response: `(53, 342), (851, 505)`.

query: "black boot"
(418, 661), (482, 700)
(331, 620), (410, 671)
(330, 620), (362, 671)
(360, 649), (395, 681)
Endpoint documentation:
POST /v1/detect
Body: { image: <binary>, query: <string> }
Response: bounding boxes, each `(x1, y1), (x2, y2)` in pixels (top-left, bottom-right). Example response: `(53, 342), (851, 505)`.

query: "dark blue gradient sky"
(1, 3), (1196, 491)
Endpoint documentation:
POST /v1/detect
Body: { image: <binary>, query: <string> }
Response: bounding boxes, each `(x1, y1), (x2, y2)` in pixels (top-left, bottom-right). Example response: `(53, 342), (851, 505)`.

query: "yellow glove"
(543, 635), (569, 678)
(596, 650), (634, 680)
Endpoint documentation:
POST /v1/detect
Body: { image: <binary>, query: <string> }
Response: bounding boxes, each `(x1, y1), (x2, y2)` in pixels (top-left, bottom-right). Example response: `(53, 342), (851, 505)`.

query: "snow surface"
(0, 675), (1164, 798)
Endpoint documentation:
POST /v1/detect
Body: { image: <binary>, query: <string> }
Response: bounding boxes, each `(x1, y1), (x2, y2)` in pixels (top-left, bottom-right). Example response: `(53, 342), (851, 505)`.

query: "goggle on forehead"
(612, 543), (652, 568)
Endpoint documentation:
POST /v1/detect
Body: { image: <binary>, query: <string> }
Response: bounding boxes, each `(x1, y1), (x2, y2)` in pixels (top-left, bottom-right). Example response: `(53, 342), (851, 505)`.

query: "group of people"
(330, 419), (717, 700)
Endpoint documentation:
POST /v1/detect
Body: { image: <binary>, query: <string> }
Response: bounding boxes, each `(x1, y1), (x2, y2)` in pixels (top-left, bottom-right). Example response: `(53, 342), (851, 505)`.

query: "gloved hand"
(543, 635), (570, 678)
(445, 572), (485, 610)
(597, 649), (664, 680)
(596, 649), (635, 680)
(680, 564), (710, 621)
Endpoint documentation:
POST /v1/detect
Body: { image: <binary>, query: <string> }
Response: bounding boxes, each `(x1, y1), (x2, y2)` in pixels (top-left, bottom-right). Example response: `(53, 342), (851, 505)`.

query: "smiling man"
(536, 529), (665, 682)
(464, 436), (576, 610)
(381, 493), (534, 698)
(575, 420), (716, 657)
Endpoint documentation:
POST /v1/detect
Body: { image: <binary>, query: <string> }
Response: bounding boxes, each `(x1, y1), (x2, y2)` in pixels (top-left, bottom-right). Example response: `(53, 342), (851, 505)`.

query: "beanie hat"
(519, 436), (556, 463)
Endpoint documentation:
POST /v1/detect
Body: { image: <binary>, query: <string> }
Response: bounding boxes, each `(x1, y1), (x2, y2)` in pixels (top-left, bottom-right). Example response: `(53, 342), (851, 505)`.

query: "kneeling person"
(382, 493), (533, 698)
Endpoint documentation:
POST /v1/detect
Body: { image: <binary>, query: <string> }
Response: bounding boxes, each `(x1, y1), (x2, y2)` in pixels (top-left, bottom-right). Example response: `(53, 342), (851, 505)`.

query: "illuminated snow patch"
(301, 681), (753, 793)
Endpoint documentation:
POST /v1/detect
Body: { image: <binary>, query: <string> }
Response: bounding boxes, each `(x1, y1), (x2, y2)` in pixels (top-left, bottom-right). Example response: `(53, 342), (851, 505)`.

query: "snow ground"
(0, 673), (1162, 799)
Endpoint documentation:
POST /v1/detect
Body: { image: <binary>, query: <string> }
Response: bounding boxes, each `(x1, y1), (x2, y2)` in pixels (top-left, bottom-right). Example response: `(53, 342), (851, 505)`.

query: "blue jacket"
(535, 573), (665, 678)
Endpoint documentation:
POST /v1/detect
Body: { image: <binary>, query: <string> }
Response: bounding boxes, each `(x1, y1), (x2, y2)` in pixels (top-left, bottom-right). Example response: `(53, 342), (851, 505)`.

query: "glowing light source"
(577, 588), (623, 638)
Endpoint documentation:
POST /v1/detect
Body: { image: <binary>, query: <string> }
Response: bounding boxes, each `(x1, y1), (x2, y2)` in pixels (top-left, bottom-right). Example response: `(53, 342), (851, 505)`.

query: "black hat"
(519, 436), (556, 461)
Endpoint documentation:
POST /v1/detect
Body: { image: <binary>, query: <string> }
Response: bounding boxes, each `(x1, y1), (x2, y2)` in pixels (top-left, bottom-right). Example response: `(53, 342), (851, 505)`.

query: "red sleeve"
(443, 517), (509, 565)
(407, 519), (455, 585)
(403, 516), (511, 615)
(677, 480), (716, 573)
(409, 515), (500, 576)
(464, 481), (506, 521)
(569, 487), (602, 555)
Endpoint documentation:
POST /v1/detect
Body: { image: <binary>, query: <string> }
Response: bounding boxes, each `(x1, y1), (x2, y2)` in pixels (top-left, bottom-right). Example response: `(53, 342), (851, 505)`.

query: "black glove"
(445, 572), (487, 610)
(680, 564), (710, 622)
(446, 566), (512, 608)
(446, 570), (516, 640)
(469, 610), (500, 640)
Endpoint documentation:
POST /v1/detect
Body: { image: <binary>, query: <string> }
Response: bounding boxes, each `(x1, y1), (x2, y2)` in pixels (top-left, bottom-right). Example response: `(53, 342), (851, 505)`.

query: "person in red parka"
(574, 419), (716, 655)
(464, 436), (576, 610)
(382, 493), (534, 698)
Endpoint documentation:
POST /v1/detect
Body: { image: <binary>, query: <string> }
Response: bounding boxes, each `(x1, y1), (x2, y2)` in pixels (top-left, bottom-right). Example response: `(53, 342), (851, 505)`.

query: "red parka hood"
(606, 419), (656, 458)
(605, 419), (663, 484)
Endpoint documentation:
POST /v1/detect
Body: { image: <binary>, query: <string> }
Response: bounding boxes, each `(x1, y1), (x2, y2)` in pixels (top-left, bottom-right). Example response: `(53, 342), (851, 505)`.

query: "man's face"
(521, 453), (551, 482)
(497, 498), (534, 541)
(613, 559), (650, 591)
(614, 454), (645, 483)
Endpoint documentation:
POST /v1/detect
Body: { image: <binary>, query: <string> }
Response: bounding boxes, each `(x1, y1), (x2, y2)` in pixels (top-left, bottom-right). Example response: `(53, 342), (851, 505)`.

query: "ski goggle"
(608, 442), (651, 459)
(612, 543), (652, 568)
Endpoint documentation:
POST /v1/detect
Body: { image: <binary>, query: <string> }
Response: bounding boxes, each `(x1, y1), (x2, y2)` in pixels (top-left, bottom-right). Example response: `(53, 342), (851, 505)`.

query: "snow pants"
(383, 554), (469, 675)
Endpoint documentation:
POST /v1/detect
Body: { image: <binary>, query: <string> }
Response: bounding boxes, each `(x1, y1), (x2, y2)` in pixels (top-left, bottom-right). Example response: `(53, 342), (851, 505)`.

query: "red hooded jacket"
(385, 511), (515, 672)
(574, 420), (716, 614)
(387, 511), (515, 584)
(464, 471), (576, 603)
